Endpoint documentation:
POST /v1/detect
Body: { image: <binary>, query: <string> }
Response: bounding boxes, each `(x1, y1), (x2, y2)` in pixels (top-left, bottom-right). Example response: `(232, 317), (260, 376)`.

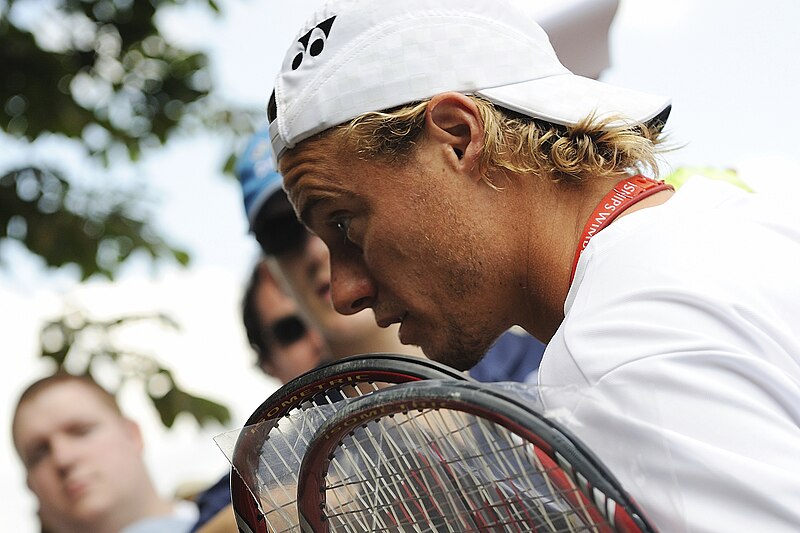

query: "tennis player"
(266, 0), (800, 531)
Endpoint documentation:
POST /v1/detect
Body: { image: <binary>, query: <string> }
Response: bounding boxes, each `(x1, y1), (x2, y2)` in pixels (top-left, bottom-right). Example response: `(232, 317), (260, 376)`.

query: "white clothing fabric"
(120, 500), (197, 533)
(532, 177), (800, 532)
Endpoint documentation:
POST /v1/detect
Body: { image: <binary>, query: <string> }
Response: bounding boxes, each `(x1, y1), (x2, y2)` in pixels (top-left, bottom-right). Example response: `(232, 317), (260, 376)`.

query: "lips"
(64, 478), (90, 499)
(376, 312), (407, 330)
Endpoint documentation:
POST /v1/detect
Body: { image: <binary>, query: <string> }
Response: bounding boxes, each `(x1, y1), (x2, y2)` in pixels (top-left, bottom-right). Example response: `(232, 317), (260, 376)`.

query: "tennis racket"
(230, 353), (470, 533)
(296, 380), (656, 533)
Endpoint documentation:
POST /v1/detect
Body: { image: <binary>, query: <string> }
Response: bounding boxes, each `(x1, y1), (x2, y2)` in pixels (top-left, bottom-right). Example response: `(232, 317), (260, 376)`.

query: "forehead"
(279, 134), (383, 220)
(255, 276), (297, 323)
(279, 134), (345, 190)
(14, 382), (118, 442)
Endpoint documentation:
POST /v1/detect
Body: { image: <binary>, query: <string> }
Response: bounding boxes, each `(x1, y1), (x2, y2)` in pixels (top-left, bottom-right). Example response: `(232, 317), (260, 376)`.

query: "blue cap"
(235, 127), (284, 230)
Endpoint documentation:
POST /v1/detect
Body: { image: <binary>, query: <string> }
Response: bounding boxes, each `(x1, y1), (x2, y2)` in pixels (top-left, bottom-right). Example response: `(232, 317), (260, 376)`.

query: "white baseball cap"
(268, 0), (671, 159)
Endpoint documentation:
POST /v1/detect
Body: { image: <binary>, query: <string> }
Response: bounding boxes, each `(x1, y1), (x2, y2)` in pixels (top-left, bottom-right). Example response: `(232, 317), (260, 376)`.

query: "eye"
(70, 422), (95, 437)
(331, 215), (353, 244)
(327, 213), (363, 251)
(25, 442), (50, 468)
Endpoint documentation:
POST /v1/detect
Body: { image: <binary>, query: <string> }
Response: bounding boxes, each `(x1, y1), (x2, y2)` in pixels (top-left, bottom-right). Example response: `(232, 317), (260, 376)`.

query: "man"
(190, 260), (328, 533)
(12, 374), (196, 533)
(239, 126), (545, 382)
(238, 0), (628, 383)
(241, 258), (329, 383)
(266, 0), (800, 531)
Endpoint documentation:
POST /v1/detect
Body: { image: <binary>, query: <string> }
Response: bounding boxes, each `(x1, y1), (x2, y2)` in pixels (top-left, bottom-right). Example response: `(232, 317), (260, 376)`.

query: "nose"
(50, 436), (79, 475)
(329, 252), (377, 315)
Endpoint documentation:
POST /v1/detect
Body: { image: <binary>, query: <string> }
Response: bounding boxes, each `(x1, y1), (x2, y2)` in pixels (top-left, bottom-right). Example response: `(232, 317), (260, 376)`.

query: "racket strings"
(318, 408), (615, 532)
(407, 409), (602, 531)
(325, 416), (464, 532)
(252, 381), (388, 532)
(420, 410), (607, 533)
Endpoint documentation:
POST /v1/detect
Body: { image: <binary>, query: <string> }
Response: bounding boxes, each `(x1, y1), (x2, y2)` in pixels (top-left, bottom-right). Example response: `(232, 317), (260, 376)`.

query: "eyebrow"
(297, 188), (359, 228)
(22, 439), (47, 464)
(298, 195), (327, 228)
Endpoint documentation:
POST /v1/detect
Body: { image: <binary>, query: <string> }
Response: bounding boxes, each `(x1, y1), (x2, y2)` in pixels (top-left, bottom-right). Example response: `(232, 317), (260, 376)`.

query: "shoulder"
(547, 179), (800, 385)
(189, 474), (232, 532)
(573, 176), (799, 305)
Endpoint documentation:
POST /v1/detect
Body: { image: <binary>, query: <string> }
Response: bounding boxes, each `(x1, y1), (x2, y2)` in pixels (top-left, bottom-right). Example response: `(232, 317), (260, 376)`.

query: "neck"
(517, 174), (673, 342)
(74, 486), (174, 533)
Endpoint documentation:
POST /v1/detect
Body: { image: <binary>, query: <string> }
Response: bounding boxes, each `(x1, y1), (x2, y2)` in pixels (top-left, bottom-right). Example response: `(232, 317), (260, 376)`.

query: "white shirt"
(533, 177), (800, 532)
(120, 500), (197, 533)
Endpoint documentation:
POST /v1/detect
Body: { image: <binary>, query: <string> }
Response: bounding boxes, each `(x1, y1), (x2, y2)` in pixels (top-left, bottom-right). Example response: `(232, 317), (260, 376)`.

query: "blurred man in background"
(12, 373), (196, 533)
(241, 258), (329, 383)
(189, 258), (330, 532)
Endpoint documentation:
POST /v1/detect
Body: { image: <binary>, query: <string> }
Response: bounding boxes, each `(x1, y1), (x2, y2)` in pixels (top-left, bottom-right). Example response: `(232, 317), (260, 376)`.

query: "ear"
(425, 92), (484, 181)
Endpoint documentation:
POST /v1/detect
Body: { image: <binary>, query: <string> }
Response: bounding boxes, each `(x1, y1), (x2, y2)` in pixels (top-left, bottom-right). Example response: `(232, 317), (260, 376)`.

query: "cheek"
(362, 216), (437, 284)
(95, 432), (141, 473)
(276, 261), (314, 300)
(288, 341), (319, 365)
(27, 468), (58, 499)
(272, 348), (318, 382)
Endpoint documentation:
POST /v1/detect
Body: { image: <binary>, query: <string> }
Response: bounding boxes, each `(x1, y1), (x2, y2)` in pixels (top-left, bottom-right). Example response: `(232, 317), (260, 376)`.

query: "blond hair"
(331, 96), (667, 186)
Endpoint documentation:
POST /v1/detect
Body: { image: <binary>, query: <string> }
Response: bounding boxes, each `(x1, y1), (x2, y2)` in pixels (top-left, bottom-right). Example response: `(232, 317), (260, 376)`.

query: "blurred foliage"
(0, 166), (191, 278)
(40, 307), (231, 428)
(3, 0), (261, 428)
(0, 0), (259, 279)
(664, 166), (753, 192)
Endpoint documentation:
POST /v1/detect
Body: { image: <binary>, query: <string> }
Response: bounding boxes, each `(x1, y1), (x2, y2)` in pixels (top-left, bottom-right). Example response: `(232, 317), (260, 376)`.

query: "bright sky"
(2, 0), (800, 529)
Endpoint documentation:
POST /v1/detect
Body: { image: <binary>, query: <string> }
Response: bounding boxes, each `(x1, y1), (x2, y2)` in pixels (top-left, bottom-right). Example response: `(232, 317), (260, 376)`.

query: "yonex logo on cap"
(292, 16), (337, 70)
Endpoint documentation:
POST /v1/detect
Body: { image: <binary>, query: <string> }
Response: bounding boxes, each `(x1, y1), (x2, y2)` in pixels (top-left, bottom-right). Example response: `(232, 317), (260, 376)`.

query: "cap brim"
(477, 73), (671, 129)
(246, 180), (284, 229)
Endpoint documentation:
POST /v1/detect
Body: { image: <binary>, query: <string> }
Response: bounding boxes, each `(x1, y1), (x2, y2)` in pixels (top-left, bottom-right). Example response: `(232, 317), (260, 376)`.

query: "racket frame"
(230, 353), (470, 533)
(296, 380), (656, 533)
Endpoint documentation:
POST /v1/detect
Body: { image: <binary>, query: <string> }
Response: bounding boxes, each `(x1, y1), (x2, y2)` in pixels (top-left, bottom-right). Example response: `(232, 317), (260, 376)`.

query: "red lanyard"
(570, 175), (674, 284)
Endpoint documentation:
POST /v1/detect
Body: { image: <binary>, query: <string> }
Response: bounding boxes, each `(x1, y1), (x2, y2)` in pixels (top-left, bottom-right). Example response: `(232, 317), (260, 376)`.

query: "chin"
(425, 343), (484, 372)
(425, 328), (496, 371)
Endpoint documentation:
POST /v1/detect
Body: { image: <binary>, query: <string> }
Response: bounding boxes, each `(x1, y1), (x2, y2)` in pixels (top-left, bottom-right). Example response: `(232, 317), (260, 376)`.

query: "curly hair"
(329, 95), (668, 186)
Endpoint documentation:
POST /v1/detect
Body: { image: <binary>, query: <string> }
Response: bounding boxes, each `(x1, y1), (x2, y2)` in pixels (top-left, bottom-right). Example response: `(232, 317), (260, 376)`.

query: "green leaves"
(0, 166), (190, 280)
(3, 0), (258, 430)
(1, 0), (258, 280)
(149, 371), (231, 428)
(40, 308), (231, 428)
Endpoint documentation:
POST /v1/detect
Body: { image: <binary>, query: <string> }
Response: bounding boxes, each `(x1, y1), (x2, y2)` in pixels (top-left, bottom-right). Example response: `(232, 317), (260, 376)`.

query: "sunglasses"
(255, 214), (309, 256)
(262, 315), (308, 347)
